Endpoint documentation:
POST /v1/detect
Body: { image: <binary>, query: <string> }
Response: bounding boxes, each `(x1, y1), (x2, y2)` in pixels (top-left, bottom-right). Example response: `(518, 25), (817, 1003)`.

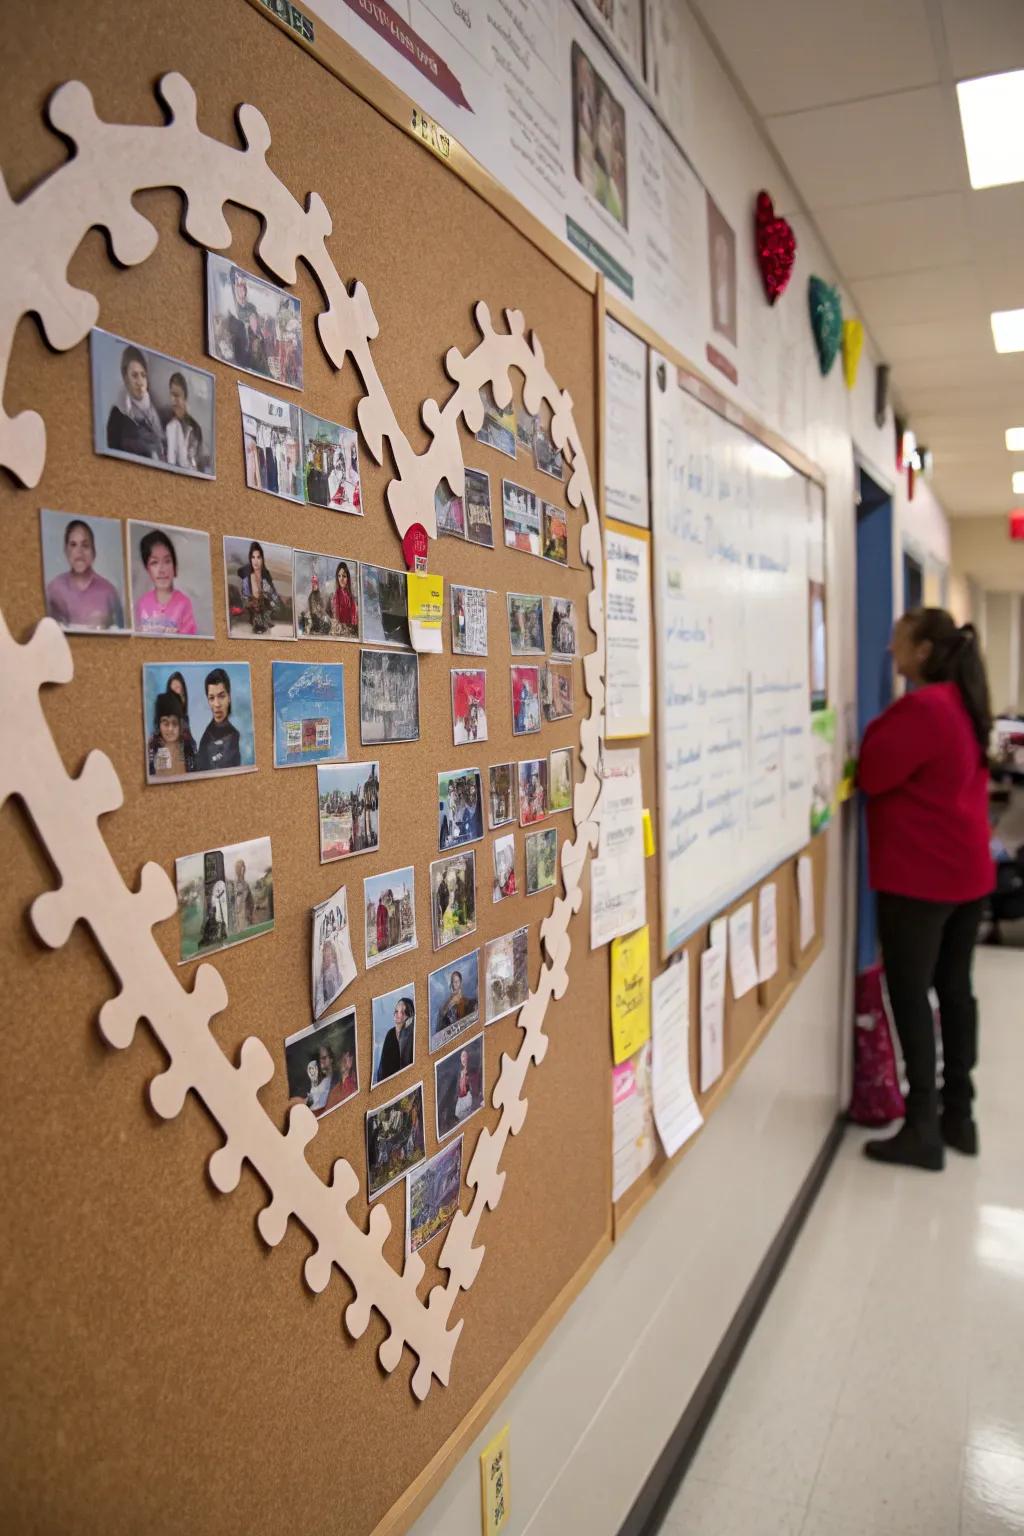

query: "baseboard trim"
(618, 1113), (846, 1536)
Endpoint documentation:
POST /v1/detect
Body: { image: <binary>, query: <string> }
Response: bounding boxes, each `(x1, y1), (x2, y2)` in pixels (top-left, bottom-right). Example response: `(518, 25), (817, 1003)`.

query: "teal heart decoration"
(808, 276), (842, 376)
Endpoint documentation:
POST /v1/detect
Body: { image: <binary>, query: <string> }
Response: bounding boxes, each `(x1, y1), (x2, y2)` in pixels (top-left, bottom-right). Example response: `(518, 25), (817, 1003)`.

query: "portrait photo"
(301, 409), (361, 513)
(502, 479), (541, 556)
(706, 191), (738, 346)
(360, 563), (411, 648)
(311, 882), (357, 1020)
(430, 850), (477, 952)
(526, 827), (557, 896)
(40, 507), (128, 635)
(293, 550), (360, 640)
(360, 650), (420, 744)
(142, 661), (256, 784)
(371, 981), (417, 1088)
(507, 592), (545, 655)
(438, 766), (484, 851)
(475, 385), (516, 459)
(571, 39), (628, 228)
(406, 1136), (463, 1255)
(284, 1006), (358, 1122)
(434, 1033), (484, 1140)
(549, 745), (574, 813)
(272, 659), (347, 769)
(365, 1084), (426, 1201)
(488, 762), (517, 828)
(549, 597), (577, 659)
(451, 668), (488, 747)
(238, 382), (303, 502)
(464, 468), (494, 547)
(89, 328), (215, 480)
(175, 835), (274, 962)
(492, 833), (517, 903)
(510, 664), (541, 736)
(451, 584), (488, 657)
(542, 503), (568, 564)
(317, 760), (380, 862)
(223, 536), (294, 640)
(364, 866), (418, 969)
(206, 252), (303, 388)
(484, 925), (530, 1024)
(518, 757), (549, 825)
(127, 521), (214, 639)
(435, 478), (466, 540)
(428, 950), (480, 1053)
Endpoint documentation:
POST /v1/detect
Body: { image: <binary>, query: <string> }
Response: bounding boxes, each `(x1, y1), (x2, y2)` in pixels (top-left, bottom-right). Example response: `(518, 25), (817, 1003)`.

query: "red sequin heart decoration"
(755, 191), (796, 306)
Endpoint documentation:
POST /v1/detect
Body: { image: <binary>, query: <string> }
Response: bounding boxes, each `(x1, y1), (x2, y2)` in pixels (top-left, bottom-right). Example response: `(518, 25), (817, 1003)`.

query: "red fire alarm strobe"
(1010, 509), (1024, 541)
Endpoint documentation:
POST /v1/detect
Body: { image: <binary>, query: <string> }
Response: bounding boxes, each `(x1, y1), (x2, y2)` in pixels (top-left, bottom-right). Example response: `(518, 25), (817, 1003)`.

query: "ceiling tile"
(852, 264), (984, 326)
(869, 313), (990, 361)
(767, 87), (968, 209)
(940, 0), (1024, 80)
(692, 0), (939, 115)
(816, 193), (971, 277)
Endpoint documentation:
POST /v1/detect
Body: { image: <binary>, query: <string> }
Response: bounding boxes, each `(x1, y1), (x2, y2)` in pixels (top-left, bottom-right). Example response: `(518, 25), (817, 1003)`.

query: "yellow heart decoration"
(842, 318), (864, 391)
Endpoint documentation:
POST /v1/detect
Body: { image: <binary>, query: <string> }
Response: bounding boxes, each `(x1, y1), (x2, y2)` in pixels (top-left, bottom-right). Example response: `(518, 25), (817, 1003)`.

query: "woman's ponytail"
(908, 607), (992, 758)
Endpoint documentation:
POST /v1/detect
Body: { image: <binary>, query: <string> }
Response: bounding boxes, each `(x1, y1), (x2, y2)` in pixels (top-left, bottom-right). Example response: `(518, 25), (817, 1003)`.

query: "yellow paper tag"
(642, 808), (656, 857)
(480, 1424), (510, 1535)
(407, 571), (444, 627)
(610, 925), (651, 1065)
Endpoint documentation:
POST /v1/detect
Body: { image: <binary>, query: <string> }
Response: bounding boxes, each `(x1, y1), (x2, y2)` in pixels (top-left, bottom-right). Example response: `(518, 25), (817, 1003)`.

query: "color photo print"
(484, 925), (529, 1024)
(89, 328), (215, 480)
(451, 584), (488, 657)
(223, 536), (294, 639)
(142, 661), (256, 784)
(511, 664), (542, 736)
(370, 981), (417, 1088)
(464, 468), (494, 547)
(435, 478), (466, 539)
(542, 502), (568, 564)
(492, 833), (517, 902)
(126, 520), (215, 639)
(175, 835), (274, 962)
(301, 409), (361, 513)
(294, 551), (360, 640)
(284, 1006), (358, 1122)
(475, 385), (516, 459)
(549, 745), (574, 813)
(317, 761), (380, 862)
(206, 253), (303, 389)
(311, 882), (357, 1020)
(438, 766), (484, 851)
(570, 39), (628, 229)
(435, 1033), (484, 1140)
(366, 1083), (426, 1201)
(488, 761), (517, 828)
(406, 1135), (463, 1255)
(534, 424), (565, 481)
(451, 668), (488, 746)
(364, 866), (418, 969)
(360, 563), (411, 648)
(549, 596), (577, 659)
(272, 660), (347, 769)
(518, 757), (549, 824)
(543, 663), (575, 721)
(239, 383), (303, 502)
(526, 827), (557, 896)
(40, 508), (129, 635)
(507, 592), (544, 655)
(360, 650), (420, 744)
(428, 949), (481, 1052)
(430, 850), (477, 952)
(502, 480), (542, 556)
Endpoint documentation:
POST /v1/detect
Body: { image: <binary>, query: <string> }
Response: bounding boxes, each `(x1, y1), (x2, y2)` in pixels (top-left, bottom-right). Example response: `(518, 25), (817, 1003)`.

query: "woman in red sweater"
(859, 608), (993, 1170)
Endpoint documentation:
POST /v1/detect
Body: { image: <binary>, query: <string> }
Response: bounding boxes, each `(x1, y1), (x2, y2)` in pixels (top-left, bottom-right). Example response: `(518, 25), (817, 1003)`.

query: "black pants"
(876, 892), (984, 1138)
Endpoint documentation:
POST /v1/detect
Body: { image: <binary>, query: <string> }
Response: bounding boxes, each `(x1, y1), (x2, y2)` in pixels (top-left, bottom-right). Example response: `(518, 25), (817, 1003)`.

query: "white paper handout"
(727, 902), (759, 1000)
(605, 527), (652, 739)
(699, 944), (725, 1092)
(651, 960), (702, 1158)
(590, 749), (647, 947)
(604, 315), (649, 528)
(612, 1042), (655, 1201)
(758, 882), (778, 982)
(797, 855), (815, 950)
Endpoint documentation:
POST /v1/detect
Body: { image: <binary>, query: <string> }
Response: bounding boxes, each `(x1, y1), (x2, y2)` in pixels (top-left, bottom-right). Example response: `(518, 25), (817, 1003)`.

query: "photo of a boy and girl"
(143, 662), (256, 784)
(90, 328), (215, 479)
(284, 1007), (358, 1122)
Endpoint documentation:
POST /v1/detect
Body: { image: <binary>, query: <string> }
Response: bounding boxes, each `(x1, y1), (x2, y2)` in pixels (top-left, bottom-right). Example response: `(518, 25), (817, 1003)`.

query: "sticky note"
(407, 572), (444, 652)
(642, 807), (656, 857)
(480, 1424), (510, 1535)
(610, 924), (651, 1065)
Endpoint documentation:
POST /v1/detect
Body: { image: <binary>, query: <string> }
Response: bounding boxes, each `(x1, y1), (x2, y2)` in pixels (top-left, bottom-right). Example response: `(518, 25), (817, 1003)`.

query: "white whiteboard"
(650, 355), (813, 956)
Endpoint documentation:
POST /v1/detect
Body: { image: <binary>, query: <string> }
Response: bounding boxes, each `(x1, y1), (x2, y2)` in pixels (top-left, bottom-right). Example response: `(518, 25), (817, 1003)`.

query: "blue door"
(856, 469), (894, 973)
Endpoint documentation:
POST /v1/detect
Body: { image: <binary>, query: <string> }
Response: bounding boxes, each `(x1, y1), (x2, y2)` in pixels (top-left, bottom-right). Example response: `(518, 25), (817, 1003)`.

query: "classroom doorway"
(855, 466), (894, 973)
(903, 549), (923, 612)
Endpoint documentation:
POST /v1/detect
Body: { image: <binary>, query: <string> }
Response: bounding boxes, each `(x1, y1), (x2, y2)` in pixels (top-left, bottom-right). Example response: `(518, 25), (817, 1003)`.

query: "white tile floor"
(658, 946), (1024, 1536)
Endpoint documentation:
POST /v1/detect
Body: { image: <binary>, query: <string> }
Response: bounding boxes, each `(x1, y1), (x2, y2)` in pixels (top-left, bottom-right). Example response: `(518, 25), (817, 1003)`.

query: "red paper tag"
(402, 523), (429, 570)
(1010, 509), (1024, 541)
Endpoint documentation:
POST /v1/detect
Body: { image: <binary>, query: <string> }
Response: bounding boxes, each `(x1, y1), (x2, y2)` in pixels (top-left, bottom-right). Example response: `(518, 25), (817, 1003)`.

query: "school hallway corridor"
(657, 946), (1024, 1536)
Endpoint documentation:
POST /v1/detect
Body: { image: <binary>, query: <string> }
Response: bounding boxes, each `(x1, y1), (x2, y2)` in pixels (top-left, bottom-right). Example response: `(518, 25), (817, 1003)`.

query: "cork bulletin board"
(0, 4), (610, 1533)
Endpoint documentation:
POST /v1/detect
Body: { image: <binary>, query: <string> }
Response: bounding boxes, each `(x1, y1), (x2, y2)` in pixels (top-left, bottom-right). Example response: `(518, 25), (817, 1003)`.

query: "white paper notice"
(699, 945), (725, 1092)
(758, 882), (778, 982)
(651, 961), (702, 1158)
(798, 855), (815, 950)
(591, 856), (645, 949)
(612, 1043), (655, 1201)
(710, 916), (728, 955)
(604, 315), (649, 528)
(727, 903), (759, 1000)
(605, 527), (652, 739)
(591, 749), (647, 947)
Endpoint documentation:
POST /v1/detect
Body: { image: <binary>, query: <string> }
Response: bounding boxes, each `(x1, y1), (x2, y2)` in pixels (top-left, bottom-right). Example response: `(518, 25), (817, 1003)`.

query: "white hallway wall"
(405, 2), (949, 1531)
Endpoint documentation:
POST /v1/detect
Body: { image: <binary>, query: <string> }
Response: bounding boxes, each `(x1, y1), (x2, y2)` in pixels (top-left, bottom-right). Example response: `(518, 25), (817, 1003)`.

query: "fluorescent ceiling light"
(991, 309), (1024, 353)
(1007, 428), (1024, 451)
(957, 69), (1024, 189)
(1013, 471), (1024, 494)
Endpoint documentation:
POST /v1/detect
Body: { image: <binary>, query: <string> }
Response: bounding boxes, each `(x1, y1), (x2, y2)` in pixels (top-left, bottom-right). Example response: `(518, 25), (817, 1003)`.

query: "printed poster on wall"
(603, 314), (649, 528)
(604, 524), (651, 739)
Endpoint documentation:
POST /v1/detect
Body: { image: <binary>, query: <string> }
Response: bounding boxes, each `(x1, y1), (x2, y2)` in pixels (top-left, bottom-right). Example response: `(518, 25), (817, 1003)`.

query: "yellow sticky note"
(407, 571), (443, 627)
(610, 924), (650, 1065)
(480, 1424), (510, 1535)
(642, 808), (656, 857)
